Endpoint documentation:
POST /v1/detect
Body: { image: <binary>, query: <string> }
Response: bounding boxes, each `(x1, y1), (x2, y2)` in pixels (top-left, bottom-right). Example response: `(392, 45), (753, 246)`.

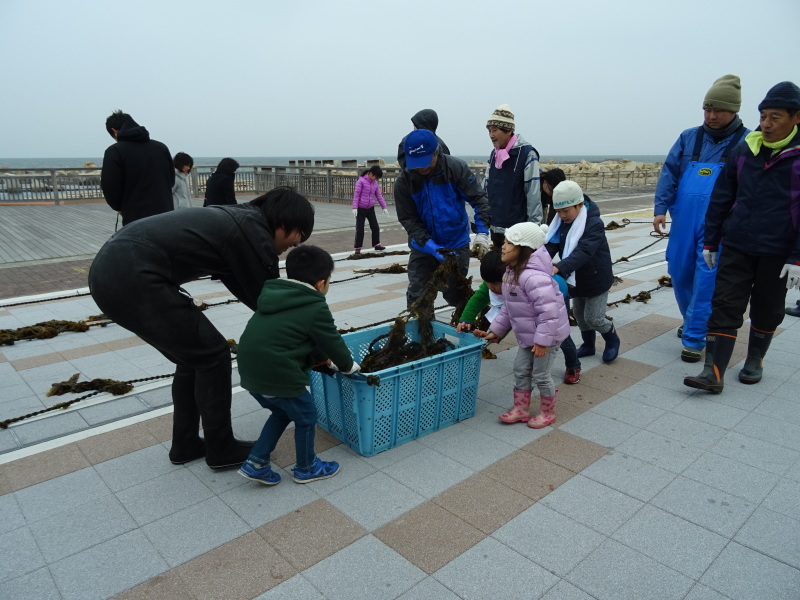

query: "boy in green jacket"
(236, 245), (360, 485)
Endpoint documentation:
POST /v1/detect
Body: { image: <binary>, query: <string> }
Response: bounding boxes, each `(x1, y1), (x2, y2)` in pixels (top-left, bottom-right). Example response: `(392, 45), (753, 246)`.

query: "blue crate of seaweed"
(310, 320), (484, 457)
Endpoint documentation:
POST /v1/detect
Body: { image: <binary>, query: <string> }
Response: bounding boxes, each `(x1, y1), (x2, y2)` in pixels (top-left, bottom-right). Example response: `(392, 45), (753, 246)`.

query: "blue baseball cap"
(403, 129), (438, 169)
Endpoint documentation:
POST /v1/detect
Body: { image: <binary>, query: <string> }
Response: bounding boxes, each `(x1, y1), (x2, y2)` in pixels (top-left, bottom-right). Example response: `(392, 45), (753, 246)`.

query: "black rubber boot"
(600, 324), (621, 363)
(684, 330), (737, 394)
(168, 365), (206, 465)
(738, 328), (773, 384)
(576, 330), (596, 358)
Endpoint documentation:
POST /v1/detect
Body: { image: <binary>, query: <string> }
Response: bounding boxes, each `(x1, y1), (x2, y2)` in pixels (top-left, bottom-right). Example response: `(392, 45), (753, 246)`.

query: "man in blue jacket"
(653, 75), (748, 363)
(394, 129), (491, 309)
(685, 81), (800, 394)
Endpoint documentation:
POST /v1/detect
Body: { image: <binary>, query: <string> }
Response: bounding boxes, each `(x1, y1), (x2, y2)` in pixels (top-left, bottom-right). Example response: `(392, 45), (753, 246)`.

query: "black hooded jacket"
(101, 117), (174, 226)
(397, 109), (451, 169)
(204, 167), (237, 206)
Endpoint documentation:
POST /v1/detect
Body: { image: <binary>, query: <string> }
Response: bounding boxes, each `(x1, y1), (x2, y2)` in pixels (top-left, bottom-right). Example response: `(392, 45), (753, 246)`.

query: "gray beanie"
(703, 74), (742, 113)
(758, 81), (800, 112)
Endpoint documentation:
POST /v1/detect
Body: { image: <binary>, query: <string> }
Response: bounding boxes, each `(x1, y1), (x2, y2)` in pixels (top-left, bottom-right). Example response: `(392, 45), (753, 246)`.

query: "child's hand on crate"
(473, 329), (498, 343)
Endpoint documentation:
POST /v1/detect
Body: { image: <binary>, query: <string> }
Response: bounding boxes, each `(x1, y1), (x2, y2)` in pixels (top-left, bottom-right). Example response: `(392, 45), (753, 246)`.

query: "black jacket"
(101, 117), (174, 226)
(397, 109), (451, 169)
(203, 168), (237, 206)
(545, 197), (614, 298)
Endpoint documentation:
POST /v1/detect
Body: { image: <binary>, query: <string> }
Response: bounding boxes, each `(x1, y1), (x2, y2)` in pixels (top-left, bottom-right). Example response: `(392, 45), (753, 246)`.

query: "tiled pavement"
(1, 201), (800, 599)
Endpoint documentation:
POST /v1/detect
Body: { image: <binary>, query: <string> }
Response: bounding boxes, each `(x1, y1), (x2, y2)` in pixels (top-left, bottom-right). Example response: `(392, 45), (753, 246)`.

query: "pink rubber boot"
(528, 390), (558, 429)
(499, 389), (531, 423)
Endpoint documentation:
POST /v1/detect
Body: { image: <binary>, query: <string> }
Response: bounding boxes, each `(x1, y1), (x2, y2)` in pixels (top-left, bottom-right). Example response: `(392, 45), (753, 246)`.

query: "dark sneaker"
(238, 461), (281, 485)
(374, 244), (386, 251)
(292, 457), (340, 484)
(354, 248), (361, 254)
(680, 347), (702, 363)
(677, 326), (683, 339)
(563, 367), (581, 384)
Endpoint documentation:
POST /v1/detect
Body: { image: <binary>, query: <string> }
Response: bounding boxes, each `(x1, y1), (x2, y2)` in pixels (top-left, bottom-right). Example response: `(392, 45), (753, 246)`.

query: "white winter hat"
(504, 222), (549, 250)
(552, 180), (584, 210)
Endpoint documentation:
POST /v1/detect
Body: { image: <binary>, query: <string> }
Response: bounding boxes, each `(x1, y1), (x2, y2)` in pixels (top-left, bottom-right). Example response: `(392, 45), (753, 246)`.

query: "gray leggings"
(513, 345), (558, 398)
(572, 293), (612, 334)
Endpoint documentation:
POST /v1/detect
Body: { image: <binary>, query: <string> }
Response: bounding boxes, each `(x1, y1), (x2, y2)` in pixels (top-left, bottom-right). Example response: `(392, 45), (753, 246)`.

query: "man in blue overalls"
(653, 75), (749, 363)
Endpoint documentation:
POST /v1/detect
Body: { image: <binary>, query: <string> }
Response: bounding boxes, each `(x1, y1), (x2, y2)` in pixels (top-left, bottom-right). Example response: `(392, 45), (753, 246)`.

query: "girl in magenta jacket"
(352, 165), (389, 253)
(475, 222), (570, 428)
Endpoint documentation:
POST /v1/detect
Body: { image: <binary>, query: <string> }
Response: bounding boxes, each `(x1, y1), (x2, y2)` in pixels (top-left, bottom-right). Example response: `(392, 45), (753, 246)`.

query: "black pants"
(406, 243), (471, 308)
(707, 245), (788, 332)
(354, 207), (380, 249)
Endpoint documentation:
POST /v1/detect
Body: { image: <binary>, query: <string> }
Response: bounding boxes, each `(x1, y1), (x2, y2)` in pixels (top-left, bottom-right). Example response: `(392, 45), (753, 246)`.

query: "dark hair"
(508, 245), (535, 285)
(250, 186), (315, 243)
(361, 165), (383, 178)
(540, 168), (567, 188)
(479, 250), (505, 283)
(105, 110), (130, 138)
(285, 245), (334, 286)
(217, 157), (240, 172)
(173, 152), (194, 171)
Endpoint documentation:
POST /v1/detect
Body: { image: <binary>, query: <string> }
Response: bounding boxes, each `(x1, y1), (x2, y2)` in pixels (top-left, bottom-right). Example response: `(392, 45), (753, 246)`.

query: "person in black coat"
(204, 158), (240, 206)
(397, 109), (451, 170)
(88, 187), (315, 470)
(101, 110), (174, 227)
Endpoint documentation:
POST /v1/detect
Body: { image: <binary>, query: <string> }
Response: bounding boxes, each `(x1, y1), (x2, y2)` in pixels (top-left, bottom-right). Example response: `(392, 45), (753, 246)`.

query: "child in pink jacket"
(352, 165), (389, 253)
(475, 222), (571, 428)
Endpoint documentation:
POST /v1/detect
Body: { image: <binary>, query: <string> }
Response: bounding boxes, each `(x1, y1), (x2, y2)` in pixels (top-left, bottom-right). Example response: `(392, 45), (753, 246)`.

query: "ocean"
(0, 154), (666, 170)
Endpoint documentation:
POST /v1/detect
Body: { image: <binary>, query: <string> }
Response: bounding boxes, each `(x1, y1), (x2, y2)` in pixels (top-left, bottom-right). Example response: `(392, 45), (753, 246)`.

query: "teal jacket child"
(237, 278), (355, 397)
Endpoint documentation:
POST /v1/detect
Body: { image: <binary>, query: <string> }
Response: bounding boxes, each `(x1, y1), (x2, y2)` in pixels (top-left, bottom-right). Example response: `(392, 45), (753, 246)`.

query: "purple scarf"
(494, 134), (518, 168)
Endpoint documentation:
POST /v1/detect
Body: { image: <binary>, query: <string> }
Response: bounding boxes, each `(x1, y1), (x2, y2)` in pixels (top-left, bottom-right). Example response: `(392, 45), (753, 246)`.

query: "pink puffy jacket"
(489, 246), (570, 348)
(352, 175), (388, 210)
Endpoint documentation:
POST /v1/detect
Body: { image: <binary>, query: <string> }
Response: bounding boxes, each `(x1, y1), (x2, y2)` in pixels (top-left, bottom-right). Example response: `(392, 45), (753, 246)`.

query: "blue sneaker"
(238, 461), (281, 485)
(292, 457), (340, 484)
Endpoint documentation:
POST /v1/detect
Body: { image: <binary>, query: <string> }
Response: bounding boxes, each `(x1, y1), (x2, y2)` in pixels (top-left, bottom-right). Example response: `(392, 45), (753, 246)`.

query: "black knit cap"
(758, 81), (800, 112)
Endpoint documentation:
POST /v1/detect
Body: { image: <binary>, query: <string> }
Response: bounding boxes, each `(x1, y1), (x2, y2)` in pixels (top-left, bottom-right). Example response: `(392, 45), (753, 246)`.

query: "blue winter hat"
(403, 129), (438, 169)
(758, 81), (800, 112)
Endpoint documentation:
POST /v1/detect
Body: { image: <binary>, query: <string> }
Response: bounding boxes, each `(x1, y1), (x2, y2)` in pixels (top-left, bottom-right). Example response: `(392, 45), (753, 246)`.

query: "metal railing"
(0, 164), (662, 205)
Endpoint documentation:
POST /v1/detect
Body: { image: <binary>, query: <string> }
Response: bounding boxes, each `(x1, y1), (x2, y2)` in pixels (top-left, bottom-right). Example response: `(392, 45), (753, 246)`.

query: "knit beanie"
(504, 222), (549, 250)
(552, 180), (585, 210)
(703, 75), (742, 112)
(486, 104), (515, 131)
(758, 81), (800, 112)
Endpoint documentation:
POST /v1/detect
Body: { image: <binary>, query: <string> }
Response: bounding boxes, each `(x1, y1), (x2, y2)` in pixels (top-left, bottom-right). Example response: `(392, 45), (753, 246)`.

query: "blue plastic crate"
(310, 320), (484, 457)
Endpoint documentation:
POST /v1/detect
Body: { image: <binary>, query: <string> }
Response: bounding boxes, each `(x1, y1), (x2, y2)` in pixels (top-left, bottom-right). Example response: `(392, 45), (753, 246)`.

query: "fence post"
(326, 169), (332, 202)
(52, 170), (61, 205)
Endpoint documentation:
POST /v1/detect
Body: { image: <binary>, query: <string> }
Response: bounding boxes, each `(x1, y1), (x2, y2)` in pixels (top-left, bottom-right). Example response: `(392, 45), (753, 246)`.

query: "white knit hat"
(486, 104), (515, 131)
(504, 222), (549, 250)
(552, 180), (584, 210)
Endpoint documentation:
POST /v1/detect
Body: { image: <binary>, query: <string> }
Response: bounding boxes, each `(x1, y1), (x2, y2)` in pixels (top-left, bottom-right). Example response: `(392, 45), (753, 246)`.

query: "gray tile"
(49, 529), (169, 600)
(383, 447), (475, 498)
(397, 576), (462, 599)
(3, 567), (61, 600)
(621, 346), (678, 368)
(303, 535), (425, 600)
(734, 506), (800, 570)
(710, 383), (771, 412)
(29, 493), (137, 563)
(94, 443), (180, 492)
(645, 412), (727, 450)
(615, 381), (685, 410)
(558, 411), (639, 448)
(0, 427), (18, 453)
(254, 575), (326, 599)
(0, 381), (37, 403)
(116, 468), (214, 526)
(0, 492), (25, 535)
(186, 458), (249, 494)
(540, 475), (643, 536)
(763, 478), (800, 521)
(14, 466), (111, 523)
(612, 504), (727, 579)
(304, 446), (377, 495)
(701, 541), (800, 600)
(493, 503), (605, 577)
(682, 451), (780, 503)
(220, 470), (317, 528)
(683, 584), (730, 600)
(651, 476), (756, 537)
(734, 411), (800, 452)
(434, 536), (558, 600)
(640, 369), (698, 393)
(326, 472), (426, 531)
(77, 396), (149, 426)
(142, 496), (250, 567)
(591, 394), (666, 428)
(359, 438), (426, 470)
(567, 539), (693, 600)
(755, 395), (800, 426)
(615, 430), (704, 473)
(135, 384), (173, 409)
(711, 431), (799, 476)
(541, 580), (597, 600)
(671, 396), (749, 429)
(581, 450), (676, 502)
(0, 526), (45, 583)
(13, 411), (89, 445)
(421, 426), (518, 470)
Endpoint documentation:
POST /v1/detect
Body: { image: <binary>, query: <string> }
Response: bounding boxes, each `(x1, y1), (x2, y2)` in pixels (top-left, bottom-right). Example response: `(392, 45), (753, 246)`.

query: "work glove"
(342, 361), (360, 375)
(702, 247), (717, 269)
(382, 209), (389, 216)
(471, 232), (490, 259)
(352, 209), (358, 217)
(780, 264), (800, 290)
(410, 238), (447, 262)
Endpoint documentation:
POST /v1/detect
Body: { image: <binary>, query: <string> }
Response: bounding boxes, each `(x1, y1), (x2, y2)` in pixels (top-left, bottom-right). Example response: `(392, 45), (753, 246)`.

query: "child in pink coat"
(352, 165), (389, 253)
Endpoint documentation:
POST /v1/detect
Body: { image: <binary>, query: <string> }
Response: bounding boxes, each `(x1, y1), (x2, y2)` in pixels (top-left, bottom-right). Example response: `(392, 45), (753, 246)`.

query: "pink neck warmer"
(494, 134), (518, 168)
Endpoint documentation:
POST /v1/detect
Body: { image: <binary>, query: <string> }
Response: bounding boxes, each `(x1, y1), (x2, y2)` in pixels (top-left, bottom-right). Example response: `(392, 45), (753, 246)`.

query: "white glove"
(352, 209), (358, 217)
(702, 248), (717, 269)
(382, 209), (389, 216)
(780, 264), (800, 290)
(471, 232), (490, 259)
(343, 361), (360, 375)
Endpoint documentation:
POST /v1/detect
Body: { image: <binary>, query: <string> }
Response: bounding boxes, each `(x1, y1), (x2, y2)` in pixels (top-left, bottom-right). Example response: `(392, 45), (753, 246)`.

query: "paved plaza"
(1, 197), (799, 599)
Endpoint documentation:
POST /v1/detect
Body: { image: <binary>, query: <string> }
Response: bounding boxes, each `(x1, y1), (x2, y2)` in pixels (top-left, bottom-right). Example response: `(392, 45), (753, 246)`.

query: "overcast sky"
(2, 0), (798, 159)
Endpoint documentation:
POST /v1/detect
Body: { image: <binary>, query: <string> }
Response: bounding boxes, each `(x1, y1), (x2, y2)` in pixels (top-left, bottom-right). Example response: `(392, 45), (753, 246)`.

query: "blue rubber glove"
(410, 238), (446, 262)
